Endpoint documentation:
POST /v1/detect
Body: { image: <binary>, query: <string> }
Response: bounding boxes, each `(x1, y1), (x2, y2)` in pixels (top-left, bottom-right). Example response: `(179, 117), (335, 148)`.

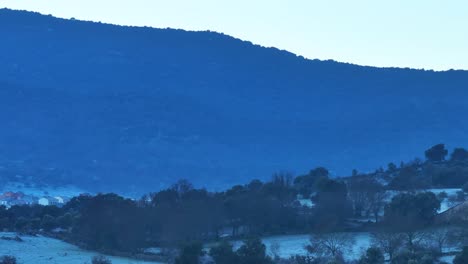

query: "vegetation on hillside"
(2, 145), (468, 263)
(1, 9), (468, 192)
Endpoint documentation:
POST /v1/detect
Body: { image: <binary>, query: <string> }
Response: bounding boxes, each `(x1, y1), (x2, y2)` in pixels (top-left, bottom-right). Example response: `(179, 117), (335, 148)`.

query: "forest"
(2, 8), (468, 192)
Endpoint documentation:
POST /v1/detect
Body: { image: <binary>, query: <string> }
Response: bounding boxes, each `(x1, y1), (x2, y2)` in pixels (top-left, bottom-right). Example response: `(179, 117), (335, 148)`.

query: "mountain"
(0, 8), (467, 193)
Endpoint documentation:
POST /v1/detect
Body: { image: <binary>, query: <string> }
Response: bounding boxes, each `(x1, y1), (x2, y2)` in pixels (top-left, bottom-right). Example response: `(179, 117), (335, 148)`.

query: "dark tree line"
(1, 144), (467, 259)
(0, 172), (353, 253)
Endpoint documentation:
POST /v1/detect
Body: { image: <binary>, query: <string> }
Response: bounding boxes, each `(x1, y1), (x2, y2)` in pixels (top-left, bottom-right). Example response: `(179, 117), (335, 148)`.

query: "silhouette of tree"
(209, 241), (239, 264)
(236, 237), (273, 264)
(425, 144), (448, 162)
(451, 148), (468, 161)
(306, 233), (354, 259)
(175, 242), (203, 264)
(383, 192), (440, 247)
(294, 167), (329, 197)
(358, 247), (384, 264)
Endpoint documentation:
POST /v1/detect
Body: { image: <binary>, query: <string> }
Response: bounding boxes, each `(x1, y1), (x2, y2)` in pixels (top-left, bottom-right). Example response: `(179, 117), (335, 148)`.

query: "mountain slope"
(1, 9), (467, 192)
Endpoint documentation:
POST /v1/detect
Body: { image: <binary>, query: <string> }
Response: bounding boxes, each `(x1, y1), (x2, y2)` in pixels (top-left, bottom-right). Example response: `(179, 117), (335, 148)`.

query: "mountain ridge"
(1, 8), (468, 193)
(2, 7), (466, 72)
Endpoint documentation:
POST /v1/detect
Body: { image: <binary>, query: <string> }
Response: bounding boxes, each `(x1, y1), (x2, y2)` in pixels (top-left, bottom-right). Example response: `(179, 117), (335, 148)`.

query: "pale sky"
(1, 0), (467, 70)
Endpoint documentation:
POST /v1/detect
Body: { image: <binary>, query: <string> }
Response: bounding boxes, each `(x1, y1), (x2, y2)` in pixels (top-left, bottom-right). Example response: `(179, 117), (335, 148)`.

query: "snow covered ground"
(439, 254), (456, 263)
(222, 232), (372, 261)
(427, 188), (463, 213)
(221, 231), (459, 262)
(0, 233), (164, 264)
(385, 188), (463, 214)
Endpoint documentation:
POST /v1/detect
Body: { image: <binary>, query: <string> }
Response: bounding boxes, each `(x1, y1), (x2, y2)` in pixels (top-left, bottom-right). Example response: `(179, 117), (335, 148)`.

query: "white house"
(38, 197), (50, 206)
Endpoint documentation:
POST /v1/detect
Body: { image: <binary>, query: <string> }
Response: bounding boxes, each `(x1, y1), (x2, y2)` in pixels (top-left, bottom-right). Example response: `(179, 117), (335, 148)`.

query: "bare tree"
(347, 177), (387, 221)
(425, 228), (453, 253)
(370, 191), (388, 222)
(372, 232), (404, 262)
(306, 233), (355, 258)
(397, 229), (429, 250)
(270, 241), (281, 260)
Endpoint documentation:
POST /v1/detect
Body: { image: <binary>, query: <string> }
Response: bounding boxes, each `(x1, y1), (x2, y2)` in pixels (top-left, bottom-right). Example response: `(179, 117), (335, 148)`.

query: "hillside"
(1, 8), (468, 193)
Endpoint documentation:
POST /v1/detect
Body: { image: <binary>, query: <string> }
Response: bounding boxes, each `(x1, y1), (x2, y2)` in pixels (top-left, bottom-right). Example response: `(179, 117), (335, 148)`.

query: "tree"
(209, 241), (239, 264)
(370, 191), (388, 223)
(425, 144), (448, 162)
(358, 247), (384, 264)
(384, 192), (440, 232)
(172, 179), (194, 196)
(306, 233), (354, 258)
(236, 237), (273, 264)
(294, 167), (329, 197)
(372, 232), (403, 262)
(347, 177), (386, 220)
(451, 148), (468, 162)
(391, 248), (436, 264)
(40, 214), (57, 231)
(72, 194), (147, 252)
(175, 242), (203, 264)
(427, 228), (452, 254)
(289, 255), (316, 264)
(313, 179), (351, 230)
(263, 172), (295, 204)
(387, 163), (398, 173)
(269, 241), (281, 260)
(383, 192), (440, 248)
(388, 165), (429, 190)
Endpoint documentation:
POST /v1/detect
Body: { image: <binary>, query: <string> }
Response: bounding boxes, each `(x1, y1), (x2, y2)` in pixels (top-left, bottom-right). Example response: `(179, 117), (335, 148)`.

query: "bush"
(237, 237), (273, 264)
(358, 247), (384, 264)
(41, 214), (58, 231)
(437, 191), (448, 201)
(392, 248), (437, 264)
(0, 256), (17, 264)
(91, 255), (112, 264)
(289, 255), (316, 264)
(175, 242), (203, 264)
(209, 241), (239, 264)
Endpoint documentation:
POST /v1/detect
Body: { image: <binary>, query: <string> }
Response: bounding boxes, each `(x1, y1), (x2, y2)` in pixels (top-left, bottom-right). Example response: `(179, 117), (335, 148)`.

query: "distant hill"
(1, 8), (467, 193)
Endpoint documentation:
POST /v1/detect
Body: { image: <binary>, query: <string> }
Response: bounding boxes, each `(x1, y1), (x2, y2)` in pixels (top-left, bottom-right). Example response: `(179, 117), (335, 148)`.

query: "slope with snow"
(0, 233), (163, 264)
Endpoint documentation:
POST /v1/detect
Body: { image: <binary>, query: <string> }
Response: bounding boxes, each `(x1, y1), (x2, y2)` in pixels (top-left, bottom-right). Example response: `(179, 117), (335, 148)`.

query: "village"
(0, 191), (70, 208)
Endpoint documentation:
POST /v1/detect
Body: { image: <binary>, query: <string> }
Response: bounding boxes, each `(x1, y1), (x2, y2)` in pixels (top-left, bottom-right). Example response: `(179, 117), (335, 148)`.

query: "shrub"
(91, 255), (112, 264)
(0, 256), (17, 264)
(437, 191), (448, 201)
(209, 241), (239, 264)
(358, 247), (384, 264)
(175, 242), (203, 264)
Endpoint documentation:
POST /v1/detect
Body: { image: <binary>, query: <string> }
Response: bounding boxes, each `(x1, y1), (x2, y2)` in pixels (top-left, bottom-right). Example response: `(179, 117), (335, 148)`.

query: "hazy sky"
(1, 0), (467, 70)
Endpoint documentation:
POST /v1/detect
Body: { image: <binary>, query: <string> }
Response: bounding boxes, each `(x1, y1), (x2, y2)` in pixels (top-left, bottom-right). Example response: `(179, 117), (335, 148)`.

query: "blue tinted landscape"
(1, 7), (468, 264)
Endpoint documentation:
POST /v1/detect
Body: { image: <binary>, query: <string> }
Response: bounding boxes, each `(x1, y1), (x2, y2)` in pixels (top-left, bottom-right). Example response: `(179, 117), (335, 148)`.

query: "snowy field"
(0, 233), (164, 264)
(221, 232), (372, 261)
(439, 255), (456, 263)
(427, 188), (463, 213)
(221, 231), (459, 262)
(384, 188), (463, 214)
